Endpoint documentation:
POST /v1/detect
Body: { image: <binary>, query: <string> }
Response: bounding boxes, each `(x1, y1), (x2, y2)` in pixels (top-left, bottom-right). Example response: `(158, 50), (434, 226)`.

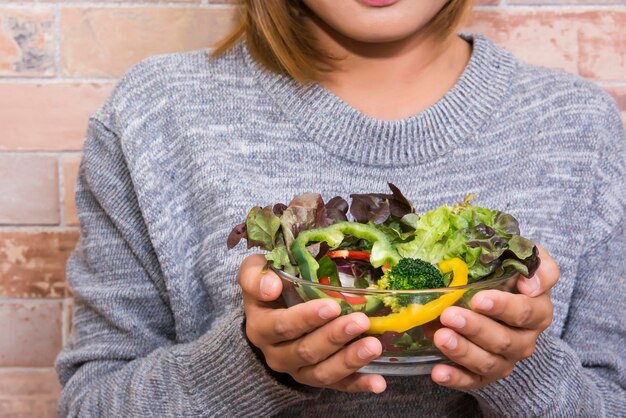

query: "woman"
(56, 0), (625, 417)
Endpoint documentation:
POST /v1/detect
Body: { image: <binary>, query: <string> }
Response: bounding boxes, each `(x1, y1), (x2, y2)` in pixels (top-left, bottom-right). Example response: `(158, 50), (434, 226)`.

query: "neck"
(302, 14), (472, 120)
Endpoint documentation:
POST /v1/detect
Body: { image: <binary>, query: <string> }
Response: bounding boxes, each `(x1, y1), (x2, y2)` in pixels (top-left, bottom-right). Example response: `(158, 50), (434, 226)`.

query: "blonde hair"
(212, 0), (473, 82)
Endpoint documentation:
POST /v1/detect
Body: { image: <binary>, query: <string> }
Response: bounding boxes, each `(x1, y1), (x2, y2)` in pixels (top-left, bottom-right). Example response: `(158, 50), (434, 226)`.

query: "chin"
(303, 0), (448, 45)
(338, 24), (428, 44)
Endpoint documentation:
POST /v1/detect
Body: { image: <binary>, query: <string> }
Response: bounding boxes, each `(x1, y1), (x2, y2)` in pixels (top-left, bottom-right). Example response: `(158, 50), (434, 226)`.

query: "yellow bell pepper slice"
(367, 258), (469, 334)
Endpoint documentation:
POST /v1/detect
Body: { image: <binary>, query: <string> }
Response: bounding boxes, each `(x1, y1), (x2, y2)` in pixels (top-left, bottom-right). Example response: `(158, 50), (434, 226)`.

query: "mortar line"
(0, 78), (118, 84)
(0, 151), (82, 157)
(0, 298), (66, 304)
(0, 367), (58, 373)
(0, 3), (235, 9)
(58, 157), (66, 227)
(53, 5), (61, 78)
(0, 225), (80, 232)
(472, 4), (626, 10)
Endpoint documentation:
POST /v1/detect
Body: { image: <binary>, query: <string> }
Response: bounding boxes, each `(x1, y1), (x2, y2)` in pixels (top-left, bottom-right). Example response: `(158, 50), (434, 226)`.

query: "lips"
(357, 0), (400, 7)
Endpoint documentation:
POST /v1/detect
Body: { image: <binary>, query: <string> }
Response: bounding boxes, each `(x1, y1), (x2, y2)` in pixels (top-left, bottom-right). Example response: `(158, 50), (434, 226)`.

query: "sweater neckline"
(240, 33), (517, 166)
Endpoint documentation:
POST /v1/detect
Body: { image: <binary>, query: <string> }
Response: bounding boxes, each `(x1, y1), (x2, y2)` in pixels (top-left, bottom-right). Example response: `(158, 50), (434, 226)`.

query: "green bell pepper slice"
(292, 221), (401, 282)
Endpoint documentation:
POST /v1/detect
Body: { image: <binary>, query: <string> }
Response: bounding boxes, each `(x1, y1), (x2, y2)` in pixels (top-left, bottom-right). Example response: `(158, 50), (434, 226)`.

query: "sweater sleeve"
(466, 95), (626, 416)
(55, 117), (318, 417)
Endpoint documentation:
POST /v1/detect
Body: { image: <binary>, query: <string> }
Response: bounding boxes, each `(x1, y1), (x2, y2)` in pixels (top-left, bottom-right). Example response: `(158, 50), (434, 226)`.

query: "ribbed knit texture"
(55, 34), (626, 417)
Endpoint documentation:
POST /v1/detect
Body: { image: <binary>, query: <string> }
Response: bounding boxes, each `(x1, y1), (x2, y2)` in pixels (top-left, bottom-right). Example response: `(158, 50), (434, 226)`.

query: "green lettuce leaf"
(228, 189), (541, 285)
(245, 206), (281, 250)
(391, 199), (539, 282)
(507, 235), (535, 259)
(265, 239), (298, 276)
(395, 205), (452, 259)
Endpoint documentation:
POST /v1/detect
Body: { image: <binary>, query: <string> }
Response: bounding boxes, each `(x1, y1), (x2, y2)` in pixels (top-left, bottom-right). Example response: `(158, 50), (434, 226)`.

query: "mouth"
(357, 0), (400, 7)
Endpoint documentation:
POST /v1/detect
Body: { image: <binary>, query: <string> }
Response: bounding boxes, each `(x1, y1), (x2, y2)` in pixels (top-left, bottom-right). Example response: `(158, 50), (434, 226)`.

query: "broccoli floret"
(381, 294), (404, 312)
(374, 258), (445, 308)
(385, 258), (445, 290)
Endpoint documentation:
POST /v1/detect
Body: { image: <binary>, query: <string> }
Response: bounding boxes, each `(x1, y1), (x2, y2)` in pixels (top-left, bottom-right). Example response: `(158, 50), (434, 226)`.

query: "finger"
(250, 298), (342, 346)
(422, 318), (443, 340)
(440, 306), (536, 360)
(433, 328), (510, 378)
(295, 336), (382, 386)
(470, 289), (553, 330)
(238, 254), (283, 302)
(431, 363), (488, 390)
(327, 373), (387, 393)
(268, 312), (371, 371)
(517, 244), (560, 297)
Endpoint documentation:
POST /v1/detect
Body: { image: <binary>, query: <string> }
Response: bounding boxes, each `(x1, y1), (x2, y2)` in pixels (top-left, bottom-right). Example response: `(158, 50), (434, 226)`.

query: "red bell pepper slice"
(319, 277), (366, 305)
(326, 250), (371, 262)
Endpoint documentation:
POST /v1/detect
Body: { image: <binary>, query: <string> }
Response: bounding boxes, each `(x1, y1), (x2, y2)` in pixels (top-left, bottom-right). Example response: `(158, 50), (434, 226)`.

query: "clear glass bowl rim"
(270, 265), (517, 295)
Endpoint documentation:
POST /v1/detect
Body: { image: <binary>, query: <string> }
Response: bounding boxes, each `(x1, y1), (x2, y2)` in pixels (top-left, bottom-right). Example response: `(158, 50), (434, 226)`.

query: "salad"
(227, 184), (540, 352)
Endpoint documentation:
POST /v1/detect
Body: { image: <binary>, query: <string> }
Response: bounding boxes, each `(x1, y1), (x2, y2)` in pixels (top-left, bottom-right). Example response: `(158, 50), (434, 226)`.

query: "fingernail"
(443, 334), (457, 350)
(478, 296), (494, 311)
(318, 304), (338, 320)
(345, 321), (365, 336)
(524, 275), (541, 297)
(437, 373), (451, 383)
(371, 377), (386, 393)
(357, 341), (376, 359)
(449, 313), (466, 329)
(260, 274), (277, 297)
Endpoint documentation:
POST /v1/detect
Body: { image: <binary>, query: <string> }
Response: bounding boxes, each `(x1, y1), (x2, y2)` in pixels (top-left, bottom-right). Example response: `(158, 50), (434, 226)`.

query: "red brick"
(0, 156), (59, 225)
(509, 0), (624, 3)
(0, 0), (199, 2)
(0, 231), (79, 298)
(0, 369), (61, 418)
(61, 7), (240, 77)
(465, 10), (626, 82)
(0, 301), (63, 367)
(465, 10), (579, 74)
(0, 83), (114, 151)
(0, 8), (54, 76)
(63, 156), (81, 226)
(577, 12), (626, 81)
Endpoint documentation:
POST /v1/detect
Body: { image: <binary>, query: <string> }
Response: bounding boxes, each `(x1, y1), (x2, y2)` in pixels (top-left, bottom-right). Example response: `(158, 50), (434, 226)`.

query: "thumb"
(517, 244), (559, 297)
(237, 254), (283, 302)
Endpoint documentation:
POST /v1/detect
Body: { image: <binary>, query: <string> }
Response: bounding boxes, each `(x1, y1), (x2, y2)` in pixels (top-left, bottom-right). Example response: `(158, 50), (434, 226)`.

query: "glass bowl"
(270, 265), (518, 376)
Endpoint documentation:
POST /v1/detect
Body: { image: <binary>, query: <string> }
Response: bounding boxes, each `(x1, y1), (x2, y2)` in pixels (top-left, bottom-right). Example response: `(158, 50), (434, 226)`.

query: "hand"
(431, 245), (560, 389)
(237, 254), (387, 393)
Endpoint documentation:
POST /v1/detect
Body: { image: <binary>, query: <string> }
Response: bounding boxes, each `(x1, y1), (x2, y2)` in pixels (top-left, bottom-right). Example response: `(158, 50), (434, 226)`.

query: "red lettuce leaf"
(349, 182), (413, 224)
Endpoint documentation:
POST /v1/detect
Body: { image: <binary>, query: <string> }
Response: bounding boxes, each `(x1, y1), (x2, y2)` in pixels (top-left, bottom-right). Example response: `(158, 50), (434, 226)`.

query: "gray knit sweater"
(56, 34), (626, 417)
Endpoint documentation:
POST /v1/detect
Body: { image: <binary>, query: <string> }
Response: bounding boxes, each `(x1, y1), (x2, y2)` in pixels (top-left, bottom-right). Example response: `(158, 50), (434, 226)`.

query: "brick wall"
(0, 1), (624, 416)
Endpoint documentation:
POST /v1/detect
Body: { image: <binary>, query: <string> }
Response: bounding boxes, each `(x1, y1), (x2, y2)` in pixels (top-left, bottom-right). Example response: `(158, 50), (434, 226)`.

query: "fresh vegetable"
(319, 277), (366, 305)
(381, 257), (445, 291)
(327, 250), (371, 262)
(394, 195), (539, 282)
(228, 184), (541, 340)
(333, 257), (377, 289)
(368, 257), (468, 334)
(291, 221), (401, 282)
(227, 192), (350, 276)
(228, 185), (539, 284)
(349, 183), (413, 224)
